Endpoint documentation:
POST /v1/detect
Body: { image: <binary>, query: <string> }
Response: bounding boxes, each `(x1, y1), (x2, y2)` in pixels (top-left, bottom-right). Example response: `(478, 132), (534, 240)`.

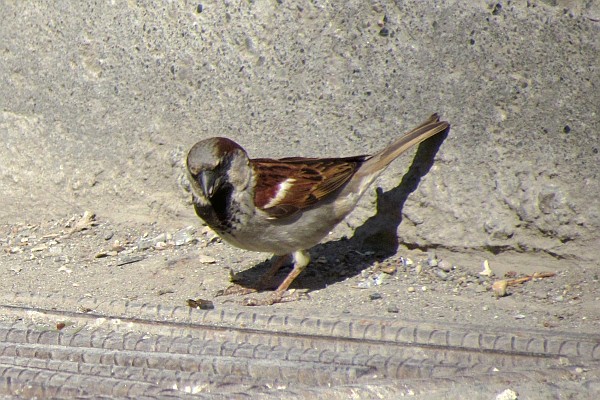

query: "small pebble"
(407, 286), (415, 293)
(173, 226), (197, 246)
(434, 269), (448, 280)
(373, 273), (387, 286)
(31, 244), (48, 252)
(492, 280), (508, 297)
(198, 255), (217, 264)
(369, 293), (382, 300)
(495, 388), (518, 400)
(154, 241), (168, 250)
(437, 260), (452, 272)
(187, 298), (214, 310)
(514, 314), (526, 319)
(387, 304), (399, 313)
(380, 263), (397, 274)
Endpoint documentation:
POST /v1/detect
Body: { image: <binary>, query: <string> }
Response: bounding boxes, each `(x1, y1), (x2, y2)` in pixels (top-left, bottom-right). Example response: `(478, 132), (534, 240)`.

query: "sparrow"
(186, 114), (449, 305)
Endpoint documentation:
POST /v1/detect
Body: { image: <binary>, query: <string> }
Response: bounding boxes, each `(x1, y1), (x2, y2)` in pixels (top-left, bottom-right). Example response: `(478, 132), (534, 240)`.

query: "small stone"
(387, 304), (399, 313)
(403, 258), (414, 267)
(415, 264), (423, 275)
(554, 295), (564, 302)
(198, 255), (217, 264)
(111, 242), (125, 252)
(421, 286), (428, 292)
(369, 293), (382, 300)
(380, 263), (397, 274)
(434, 269), (448, 280)
(495, 389), (518, 400)
(427, 257), (438, 268)
(138, 233), (166, 250)
(187, 298), (214, 310)
(71, 211), (97, 232)
(514, 314), (526, 320)
(31, 244), (48, 252)
(357, 280), (373, 289)
(154, 241), (168, 250)
(137, 239), (153, 251)
(373, 273), (388, 286)
(407, 286), (415, 293)
(103, 231), (114, 241)
(492, 280), (509, 297)
(173, 226), (197, 246)
(437, 260), (452, 272)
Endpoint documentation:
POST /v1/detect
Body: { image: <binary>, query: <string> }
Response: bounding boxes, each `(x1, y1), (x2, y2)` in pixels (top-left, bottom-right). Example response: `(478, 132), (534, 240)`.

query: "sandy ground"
(1, 212), (598, 398)
(1, 212), (598, 335)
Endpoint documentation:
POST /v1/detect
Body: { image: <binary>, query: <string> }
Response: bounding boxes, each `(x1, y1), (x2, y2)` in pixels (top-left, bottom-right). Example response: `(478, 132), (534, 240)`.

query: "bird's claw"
(242, 290), (308, 306)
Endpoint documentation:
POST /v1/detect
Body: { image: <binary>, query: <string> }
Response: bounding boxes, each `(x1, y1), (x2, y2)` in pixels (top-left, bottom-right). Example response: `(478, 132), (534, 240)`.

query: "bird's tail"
(368, 113), (450, 171)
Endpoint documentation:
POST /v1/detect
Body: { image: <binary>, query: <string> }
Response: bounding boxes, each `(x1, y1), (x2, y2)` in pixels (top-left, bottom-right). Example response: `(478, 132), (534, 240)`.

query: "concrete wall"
(1, 1), (598, 260)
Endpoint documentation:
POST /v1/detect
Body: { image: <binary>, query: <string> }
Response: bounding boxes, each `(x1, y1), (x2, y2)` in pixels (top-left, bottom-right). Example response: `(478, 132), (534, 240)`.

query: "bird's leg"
(244, 250), (311, 306)
(255, 254), (293, 290)
(273, 250), (310, 294)
(217, 254), (293, 296)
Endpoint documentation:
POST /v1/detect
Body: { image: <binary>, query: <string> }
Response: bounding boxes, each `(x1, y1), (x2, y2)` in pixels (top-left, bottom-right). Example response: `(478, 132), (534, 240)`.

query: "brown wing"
(252, 155), (367, 219)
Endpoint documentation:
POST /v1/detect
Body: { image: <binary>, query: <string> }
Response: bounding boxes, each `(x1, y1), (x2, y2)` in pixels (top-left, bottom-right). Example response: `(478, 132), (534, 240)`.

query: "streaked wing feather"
(252, 156), (366, 219)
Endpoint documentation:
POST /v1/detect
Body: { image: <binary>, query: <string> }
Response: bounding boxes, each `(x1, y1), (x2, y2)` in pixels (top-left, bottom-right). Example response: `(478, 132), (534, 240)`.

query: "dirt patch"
(1, 212), (597, 334)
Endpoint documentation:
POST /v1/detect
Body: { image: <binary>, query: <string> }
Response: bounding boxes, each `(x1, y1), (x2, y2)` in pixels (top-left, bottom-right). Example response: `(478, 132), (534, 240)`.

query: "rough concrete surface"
(0, 0), (599, 399)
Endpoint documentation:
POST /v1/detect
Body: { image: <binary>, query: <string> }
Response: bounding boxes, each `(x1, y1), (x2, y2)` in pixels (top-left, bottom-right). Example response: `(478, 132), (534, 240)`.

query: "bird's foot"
(242, 289), (308, 306)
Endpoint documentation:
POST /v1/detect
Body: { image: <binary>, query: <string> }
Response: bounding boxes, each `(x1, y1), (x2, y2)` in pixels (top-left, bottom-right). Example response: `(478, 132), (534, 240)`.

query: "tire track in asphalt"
(0, 293), (598, 399)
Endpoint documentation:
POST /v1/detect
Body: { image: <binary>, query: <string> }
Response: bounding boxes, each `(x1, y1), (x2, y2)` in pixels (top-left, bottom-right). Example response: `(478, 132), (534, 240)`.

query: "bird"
(186, 113), (449, 305)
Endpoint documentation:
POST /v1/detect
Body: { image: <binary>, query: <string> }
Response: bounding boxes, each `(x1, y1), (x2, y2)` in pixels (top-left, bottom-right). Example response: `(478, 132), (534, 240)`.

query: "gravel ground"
(0, 213), (598, 398)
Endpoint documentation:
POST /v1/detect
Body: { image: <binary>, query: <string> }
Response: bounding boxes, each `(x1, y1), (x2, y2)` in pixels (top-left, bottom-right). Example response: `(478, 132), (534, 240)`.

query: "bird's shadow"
(229, 126), (449, 292)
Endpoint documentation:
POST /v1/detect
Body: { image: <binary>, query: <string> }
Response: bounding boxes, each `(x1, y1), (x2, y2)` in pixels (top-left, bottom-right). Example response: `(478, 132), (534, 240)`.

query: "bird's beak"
(198, 170), (218, 198)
